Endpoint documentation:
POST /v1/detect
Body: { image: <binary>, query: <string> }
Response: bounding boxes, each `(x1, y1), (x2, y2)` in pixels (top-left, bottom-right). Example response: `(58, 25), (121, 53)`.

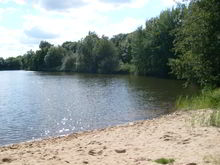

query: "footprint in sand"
(2, 158), (13, 163)
(160, 134), (174, 141)
(48, 156), (57, 160)
(182, 138), (191, 144)
(9, 145), (18, 150)
(176, 138), (191, 145)
(160, 132), (181, 141)
(88, 149), (103, 156)
(115, 149), (126, 153)
(88, 141), (102, 145)
(83, 161), (89, 164)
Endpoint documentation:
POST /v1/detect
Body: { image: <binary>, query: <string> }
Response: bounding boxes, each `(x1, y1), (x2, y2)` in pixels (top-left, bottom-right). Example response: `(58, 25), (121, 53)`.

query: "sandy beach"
(0, 110), (219, 165)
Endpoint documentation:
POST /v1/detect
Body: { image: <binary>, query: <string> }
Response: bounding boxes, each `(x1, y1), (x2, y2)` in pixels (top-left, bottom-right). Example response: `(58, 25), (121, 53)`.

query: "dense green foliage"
(44, 46), (67, 69)
(131, 7), (181, 77)
(0, 56), (21, 70)
(1, 0), (219, 87)
(169, 0), (220, 87)
(95, 37), (119, 73)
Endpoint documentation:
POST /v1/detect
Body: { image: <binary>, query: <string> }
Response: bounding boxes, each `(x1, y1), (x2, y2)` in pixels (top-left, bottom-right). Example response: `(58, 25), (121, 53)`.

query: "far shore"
(0, 109), (220, 165)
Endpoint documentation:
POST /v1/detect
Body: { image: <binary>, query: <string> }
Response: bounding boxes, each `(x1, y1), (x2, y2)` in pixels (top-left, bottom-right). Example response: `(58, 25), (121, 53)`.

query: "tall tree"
(95, 36), (119, 73)
(78, 32), (99, 73)
(0, 57), (5, 70)
(111, 33), (132, 64)
(132, 7), (184, 77)
(4, 57), (21, 70)
(169, 0), (220, 87)
(132, 26), (146, 75)
(21, 50), (35, 70)
(31, 41), (53, 70)
(44, 46), (67, 69)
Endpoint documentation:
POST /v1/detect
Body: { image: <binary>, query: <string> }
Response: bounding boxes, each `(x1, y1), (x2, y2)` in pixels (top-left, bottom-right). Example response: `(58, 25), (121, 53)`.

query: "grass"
(176, 88), (220, 127)
(176, 88), (220, 110)
(154, 158), (175, 164)
(210, 110), (220, 127)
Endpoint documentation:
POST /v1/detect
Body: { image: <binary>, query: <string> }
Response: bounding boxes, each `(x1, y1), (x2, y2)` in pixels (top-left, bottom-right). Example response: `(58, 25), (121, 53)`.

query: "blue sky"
(0, 0), (176, 58)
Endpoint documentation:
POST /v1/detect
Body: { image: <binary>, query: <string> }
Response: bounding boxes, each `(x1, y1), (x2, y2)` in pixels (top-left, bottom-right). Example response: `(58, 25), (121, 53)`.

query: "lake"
(0, 71), (197, 146)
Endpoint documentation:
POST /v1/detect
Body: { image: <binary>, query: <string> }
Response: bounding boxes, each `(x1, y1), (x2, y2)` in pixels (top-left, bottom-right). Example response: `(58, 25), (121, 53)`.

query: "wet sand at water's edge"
(0, 109), (219, 165)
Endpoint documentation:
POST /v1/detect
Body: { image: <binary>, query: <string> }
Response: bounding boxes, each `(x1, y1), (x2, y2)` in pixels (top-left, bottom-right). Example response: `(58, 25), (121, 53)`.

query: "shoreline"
(0, 115), (165, 148)
(0, 110), (220, 165)
(0, 113), (172, 148)
(0, 110), (175, 148)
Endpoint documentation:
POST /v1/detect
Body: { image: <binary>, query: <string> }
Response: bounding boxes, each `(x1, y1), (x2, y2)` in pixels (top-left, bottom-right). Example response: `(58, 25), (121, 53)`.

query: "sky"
(0, 0), (176, 58)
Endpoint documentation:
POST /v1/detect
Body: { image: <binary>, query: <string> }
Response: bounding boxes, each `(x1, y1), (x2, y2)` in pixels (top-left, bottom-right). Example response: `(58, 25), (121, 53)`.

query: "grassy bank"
(176, 88), (220, 127)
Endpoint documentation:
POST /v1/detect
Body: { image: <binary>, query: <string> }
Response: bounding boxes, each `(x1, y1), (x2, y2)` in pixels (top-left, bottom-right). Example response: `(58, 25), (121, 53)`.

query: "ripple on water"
(0, 71), (198, 146)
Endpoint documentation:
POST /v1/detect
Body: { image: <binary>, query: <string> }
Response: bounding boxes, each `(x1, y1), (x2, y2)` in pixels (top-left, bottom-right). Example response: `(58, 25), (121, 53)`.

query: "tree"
(0, 57), (5, 70)
(78, 32), (99, 72)
(111, 33), (132, 64)
(62, 41), (79, 53)
(44, 46), (67, 69)
(95, 36), (119, 73)
(131, 7), (184, 77)
(39, 41), (53, 49)
(4, 57), (21, 70)
(60, 55), (77, 72)
(21, 50), (35, 70)
(131, 26), (148, 75)
(169, 0), (220, 87)
(35, 41), (53, 70)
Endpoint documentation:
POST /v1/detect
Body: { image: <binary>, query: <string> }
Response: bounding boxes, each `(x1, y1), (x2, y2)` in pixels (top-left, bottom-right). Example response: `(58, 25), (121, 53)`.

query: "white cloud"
(0, 7), (18, 22)
(0, 26), (38, 58)
(24, 26), (59, 39)
(97, 17), (144, 37)
(161, 0), (176, 8)
(32, 0), (149, 13)
(21, 6), (145, 45)
(13, 0), (26, 5)
(88, 0), (149, 11)
(34, 0), (86, 11)
(0, 0), (26, 5)
(0, 0), (8, 3)
(0, 7), (16, 14)
(100, 0), (132, 3)
(0, 0), (164, 58)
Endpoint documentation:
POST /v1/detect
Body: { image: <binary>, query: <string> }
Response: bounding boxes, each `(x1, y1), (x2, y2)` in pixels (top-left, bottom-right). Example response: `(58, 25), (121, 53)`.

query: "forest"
(0, 0), (219, 88)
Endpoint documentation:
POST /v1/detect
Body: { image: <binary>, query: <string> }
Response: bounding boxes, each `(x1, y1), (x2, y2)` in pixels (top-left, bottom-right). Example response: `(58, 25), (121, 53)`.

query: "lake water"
(0, 71), (197, 146)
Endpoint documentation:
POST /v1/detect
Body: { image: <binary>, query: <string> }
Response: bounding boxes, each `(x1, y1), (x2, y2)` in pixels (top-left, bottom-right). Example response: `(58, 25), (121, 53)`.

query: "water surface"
(0, 71), (197, 146)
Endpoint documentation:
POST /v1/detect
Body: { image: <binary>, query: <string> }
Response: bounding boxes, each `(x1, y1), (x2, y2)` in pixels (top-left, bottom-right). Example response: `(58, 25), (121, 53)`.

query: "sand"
(0, 110), (220, 165)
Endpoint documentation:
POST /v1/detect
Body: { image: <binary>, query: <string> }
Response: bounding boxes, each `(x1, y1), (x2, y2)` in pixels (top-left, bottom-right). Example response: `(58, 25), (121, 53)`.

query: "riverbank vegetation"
(176, 88), (220, 110)
(0, 0), (219, 88)
(176, 88), (220, 127)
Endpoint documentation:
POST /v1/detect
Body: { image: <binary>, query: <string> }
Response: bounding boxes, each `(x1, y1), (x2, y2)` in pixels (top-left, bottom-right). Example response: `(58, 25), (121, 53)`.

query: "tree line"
(0, 0), (219, 87)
